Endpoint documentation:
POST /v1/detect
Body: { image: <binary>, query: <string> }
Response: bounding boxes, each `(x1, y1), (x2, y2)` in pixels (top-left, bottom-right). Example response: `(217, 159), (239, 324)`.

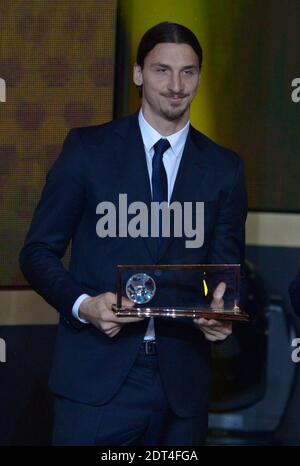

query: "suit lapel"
(157, 126), (210, 261)
(113, 113), (158, 262)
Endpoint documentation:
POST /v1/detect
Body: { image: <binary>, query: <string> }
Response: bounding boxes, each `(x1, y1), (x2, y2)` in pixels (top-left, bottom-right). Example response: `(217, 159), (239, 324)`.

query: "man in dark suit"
(19, 22), (247, 445)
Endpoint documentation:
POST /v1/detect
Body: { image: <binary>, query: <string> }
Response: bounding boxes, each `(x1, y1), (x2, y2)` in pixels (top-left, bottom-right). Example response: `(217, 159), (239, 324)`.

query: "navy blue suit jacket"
(290, 270), (300, 316)
(19, 112), (247, 417)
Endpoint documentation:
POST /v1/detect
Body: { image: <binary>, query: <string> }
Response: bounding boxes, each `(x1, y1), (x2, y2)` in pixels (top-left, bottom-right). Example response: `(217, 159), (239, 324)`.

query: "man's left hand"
(193, 282), (232, 342)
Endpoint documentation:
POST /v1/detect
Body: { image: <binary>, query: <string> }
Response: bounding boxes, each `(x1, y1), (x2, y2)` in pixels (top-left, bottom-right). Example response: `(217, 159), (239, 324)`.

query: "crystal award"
(112, 264), (249, 322)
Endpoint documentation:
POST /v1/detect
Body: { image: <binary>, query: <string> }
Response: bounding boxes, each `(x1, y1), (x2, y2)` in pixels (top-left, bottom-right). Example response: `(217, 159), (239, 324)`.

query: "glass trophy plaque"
(112, 264), (249, 321)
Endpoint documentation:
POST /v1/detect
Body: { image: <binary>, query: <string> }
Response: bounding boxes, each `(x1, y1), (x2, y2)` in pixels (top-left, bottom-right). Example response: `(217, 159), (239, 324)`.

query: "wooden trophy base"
(112, 305), (249, 321)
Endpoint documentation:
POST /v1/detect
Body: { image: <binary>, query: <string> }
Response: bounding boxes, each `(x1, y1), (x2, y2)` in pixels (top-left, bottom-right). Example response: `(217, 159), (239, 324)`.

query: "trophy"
(112, 264), (249, 321)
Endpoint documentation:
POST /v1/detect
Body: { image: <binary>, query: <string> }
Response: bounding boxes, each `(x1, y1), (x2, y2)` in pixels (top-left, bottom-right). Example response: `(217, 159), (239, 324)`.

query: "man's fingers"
(202, 327), (231, 337)
(203, 333), (223, 342)
(213, 282), (227, 301)
(104, 323), (121, 331)
(103, 306), (144, 323)
(100, 294), (143, 323)
(105, 327), (122, 338)
(210, 282), (226, 309)
(121, 297), (135, 308)
(113, 314), (145, 323)
(194, 318), (223, 327)
(195, 318), (232, 332)
(102, 292), (135, 309)
(196, 324), (230, 335)
(194, 317), (232, 341)
(198, 326), (232, 340)
(112, 295), (145, 322)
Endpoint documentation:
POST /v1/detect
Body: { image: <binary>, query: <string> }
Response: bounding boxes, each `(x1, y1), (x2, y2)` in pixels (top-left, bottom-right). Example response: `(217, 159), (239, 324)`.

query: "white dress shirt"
(73, 109), (190, 337)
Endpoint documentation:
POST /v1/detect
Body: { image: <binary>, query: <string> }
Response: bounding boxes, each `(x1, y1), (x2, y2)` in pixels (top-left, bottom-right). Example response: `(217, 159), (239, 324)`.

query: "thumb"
(121, 296), (135, 308)
(211, 282), (226, 309)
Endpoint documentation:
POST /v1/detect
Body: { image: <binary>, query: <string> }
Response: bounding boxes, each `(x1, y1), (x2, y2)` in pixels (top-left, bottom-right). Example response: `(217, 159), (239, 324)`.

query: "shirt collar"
(138, 109), (190, 157)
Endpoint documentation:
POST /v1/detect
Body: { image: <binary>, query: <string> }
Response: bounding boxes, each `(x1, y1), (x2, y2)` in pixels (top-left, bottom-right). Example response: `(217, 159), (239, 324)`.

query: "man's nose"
(168, 73), (183, 93)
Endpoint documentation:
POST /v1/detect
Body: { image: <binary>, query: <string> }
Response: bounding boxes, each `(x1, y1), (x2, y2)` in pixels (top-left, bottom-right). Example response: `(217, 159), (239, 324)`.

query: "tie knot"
(153, 138), (170, 157)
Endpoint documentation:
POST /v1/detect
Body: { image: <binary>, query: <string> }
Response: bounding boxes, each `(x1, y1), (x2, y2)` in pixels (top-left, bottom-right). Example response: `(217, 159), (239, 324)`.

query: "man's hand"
(193, 282), (232, 342)
(79, 292), (144, 338)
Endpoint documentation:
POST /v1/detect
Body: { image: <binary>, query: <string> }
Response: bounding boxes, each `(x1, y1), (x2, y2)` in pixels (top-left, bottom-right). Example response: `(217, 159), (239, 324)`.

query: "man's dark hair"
(136, 22), (203, 69)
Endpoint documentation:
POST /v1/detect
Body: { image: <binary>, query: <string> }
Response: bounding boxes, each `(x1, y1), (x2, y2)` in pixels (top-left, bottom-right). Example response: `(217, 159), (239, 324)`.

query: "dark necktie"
(151, 138), (170, 248)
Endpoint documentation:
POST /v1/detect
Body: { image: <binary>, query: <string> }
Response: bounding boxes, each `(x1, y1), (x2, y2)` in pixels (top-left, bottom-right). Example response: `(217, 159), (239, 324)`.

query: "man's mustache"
(160, 92), (189, 98)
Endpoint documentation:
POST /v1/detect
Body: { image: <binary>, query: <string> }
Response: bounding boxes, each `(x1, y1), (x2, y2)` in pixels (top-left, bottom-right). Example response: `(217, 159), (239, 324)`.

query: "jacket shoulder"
(190, 126), (243, 167)
(70, 114), (134, 148)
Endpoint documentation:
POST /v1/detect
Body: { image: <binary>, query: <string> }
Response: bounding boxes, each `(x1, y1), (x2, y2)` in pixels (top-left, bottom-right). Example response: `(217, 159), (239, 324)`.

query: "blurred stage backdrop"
(0, 0), (116, 286)
(0, 0), (300, 445)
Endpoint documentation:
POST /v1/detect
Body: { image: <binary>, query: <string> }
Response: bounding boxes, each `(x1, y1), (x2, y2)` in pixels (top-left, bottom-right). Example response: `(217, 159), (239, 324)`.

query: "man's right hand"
(78, 292), (144, 338)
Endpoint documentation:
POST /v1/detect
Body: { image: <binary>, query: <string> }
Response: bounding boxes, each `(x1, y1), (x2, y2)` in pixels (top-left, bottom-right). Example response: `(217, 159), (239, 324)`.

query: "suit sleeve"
(19, 129), (89, 329)
(289, 271), (300, 316)
(208, 157), (248, 306)
(209, 157), (248, 265)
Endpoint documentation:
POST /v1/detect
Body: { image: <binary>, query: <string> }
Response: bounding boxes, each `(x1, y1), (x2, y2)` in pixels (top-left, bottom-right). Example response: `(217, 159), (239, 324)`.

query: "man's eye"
(183, 70), (194, 75)
(156, 68), (167, 72)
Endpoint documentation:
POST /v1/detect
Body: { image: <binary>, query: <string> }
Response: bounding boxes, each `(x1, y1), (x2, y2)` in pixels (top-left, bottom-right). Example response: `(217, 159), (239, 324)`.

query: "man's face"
(133, 42), (200, 122)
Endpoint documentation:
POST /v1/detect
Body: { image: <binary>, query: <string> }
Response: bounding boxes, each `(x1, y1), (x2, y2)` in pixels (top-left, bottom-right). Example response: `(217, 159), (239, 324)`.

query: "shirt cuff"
(72, 294), (91, 324)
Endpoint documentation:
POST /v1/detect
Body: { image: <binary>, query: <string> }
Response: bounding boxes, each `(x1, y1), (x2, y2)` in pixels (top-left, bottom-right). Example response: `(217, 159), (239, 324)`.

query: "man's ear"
(133, 63), (143, 86)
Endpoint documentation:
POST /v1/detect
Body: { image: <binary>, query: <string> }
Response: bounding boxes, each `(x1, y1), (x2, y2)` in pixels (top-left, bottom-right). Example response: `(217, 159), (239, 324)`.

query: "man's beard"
(160, 104), (188, 121)
(158, 92), (190, 121)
